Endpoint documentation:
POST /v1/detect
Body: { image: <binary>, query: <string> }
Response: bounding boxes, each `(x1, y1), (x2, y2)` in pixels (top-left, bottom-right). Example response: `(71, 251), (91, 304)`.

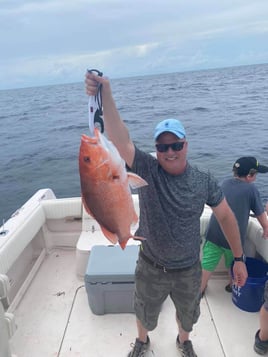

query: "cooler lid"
(85, 245), (139, 283)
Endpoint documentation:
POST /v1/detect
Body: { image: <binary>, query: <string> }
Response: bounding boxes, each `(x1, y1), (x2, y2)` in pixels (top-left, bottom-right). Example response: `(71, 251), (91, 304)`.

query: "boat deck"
(9, 248), (260, 357)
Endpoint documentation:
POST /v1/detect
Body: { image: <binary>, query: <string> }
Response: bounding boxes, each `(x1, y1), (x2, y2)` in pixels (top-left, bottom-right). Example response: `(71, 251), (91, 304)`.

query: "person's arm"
(85, 72), (135, 168)
(256, 212), (268, 238)
(211, 197), (248, 286)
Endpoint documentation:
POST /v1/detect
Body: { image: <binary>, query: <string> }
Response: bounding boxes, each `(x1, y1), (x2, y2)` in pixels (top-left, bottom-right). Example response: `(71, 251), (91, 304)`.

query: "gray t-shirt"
(206, 177), (264, 249)
(131, 147), (223, 269)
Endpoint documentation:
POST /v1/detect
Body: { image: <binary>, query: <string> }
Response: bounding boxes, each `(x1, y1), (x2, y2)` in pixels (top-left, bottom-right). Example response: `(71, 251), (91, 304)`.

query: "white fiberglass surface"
(9, 249), (259, 357)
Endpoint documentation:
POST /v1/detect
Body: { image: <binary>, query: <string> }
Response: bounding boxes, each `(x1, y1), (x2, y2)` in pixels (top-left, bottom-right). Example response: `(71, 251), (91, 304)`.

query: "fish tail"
(119, 240), (127, 250)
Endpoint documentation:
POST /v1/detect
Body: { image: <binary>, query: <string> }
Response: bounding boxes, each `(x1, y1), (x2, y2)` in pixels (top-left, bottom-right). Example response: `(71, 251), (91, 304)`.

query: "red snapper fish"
(79, 128), (148, 249)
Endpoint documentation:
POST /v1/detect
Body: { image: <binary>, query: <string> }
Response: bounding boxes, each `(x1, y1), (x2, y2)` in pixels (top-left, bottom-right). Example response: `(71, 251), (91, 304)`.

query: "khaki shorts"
(134, 253), (202, 332)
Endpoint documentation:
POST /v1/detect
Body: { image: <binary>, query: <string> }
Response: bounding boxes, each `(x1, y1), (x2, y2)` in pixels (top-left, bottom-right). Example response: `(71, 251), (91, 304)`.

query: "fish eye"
(84, 156), (90, 163)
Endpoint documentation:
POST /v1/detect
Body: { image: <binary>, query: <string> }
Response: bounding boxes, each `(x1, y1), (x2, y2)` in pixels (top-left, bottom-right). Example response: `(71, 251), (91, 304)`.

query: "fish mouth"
(81, 134), (98, 143)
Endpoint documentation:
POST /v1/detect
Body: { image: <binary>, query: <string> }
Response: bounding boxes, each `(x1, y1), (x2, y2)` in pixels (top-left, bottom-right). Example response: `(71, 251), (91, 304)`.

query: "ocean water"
(1, 63), (268, 221)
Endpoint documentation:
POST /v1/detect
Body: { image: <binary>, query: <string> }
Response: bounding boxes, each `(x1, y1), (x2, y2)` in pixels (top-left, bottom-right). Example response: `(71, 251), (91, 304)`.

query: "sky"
(1, 0), (268, 90)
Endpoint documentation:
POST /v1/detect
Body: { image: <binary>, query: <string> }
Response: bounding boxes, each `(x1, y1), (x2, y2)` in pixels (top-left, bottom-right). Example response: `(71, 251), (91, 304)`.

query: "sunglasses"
(155, 142), (185, 153)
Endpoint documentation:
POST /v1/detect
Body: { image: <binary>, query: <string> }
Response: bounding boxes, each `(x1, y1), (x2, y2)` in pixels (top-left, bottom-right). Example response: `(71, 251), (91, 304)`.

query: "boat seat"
(0, 301), (13, 357)
(245, 217), (268, 261)
(42, 197), (82, 220)
(0, 274), (17, 357)
(0, 205), (45, 275)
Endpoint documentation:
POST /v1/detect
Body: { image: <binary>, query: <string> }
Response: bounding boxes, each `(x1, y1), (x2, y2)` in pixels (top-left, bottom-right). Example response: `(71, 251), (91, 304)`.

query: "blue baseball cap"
(154, 119), (186, 140)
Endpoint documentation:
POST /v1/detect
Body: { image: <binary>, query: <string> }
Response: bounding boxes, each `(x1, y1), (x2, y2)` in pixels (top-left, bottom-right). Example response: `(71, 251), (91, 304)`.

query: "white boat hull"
(0, 189), (267, 356)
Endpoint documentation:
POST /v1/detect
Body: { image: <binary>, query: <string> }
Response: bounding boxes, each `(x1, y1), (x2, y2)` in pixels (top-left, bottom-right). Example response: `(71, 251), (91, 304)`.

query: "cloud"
(1, 0), (268, 89)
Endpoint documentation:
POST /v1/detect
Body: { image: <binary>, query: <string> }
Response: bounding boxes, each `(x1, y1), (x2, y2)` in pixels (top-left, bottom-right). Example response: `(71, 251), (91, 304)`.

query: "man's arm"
(211, 197), (248, 286)
(85, 72), (135, 168)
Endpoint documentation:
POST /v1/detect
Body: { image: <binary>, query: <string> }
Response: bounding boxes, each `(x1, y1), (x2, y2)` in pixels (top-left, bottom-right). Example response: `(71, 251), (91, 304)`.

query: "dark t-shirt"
(206, 177), (264, 249)
(130, 147), (223, 269)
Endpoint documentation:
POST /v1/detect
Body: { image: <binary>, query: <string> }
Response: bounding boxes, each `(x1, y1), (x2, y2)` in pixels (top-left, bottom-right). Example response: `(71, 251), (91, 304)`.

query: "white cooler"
(85, 245), (139, 315)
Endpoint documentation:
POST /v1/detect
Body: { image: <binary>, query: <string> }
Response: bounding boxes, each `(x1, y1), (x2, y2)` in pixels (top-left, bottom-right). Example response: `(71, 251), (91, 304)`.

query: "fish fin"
(127, 172), (148, 189)
(119, 240), (128, 250)
(82, 198), (97, 220)
(100, 225), (118, 245)
(133, 236), (146, 243)
(119, 236), (146, 250)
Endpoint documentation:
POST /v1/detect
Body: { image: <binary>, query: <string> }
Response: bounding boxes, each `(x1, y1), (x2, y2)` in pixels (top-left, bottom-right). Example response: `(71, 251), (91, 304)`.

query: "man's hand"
(85, 71), (111, 97)
(232, 261), (248, 287)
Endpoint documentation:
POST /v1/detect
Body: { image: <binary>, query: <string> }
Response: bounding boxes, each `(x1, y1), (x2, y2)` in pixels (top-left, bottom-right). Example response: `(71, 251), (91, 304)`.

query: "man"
(85, 72), (247, 357)
(201, 157), (268, 295)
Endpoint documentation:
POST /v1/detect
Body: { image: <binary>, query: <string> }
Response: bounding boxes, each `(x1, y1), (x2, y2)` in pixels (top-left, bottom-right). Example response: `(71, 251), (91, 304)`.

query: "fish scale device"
(79, 69), (148, 249)
(87, 69), (104, 135)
